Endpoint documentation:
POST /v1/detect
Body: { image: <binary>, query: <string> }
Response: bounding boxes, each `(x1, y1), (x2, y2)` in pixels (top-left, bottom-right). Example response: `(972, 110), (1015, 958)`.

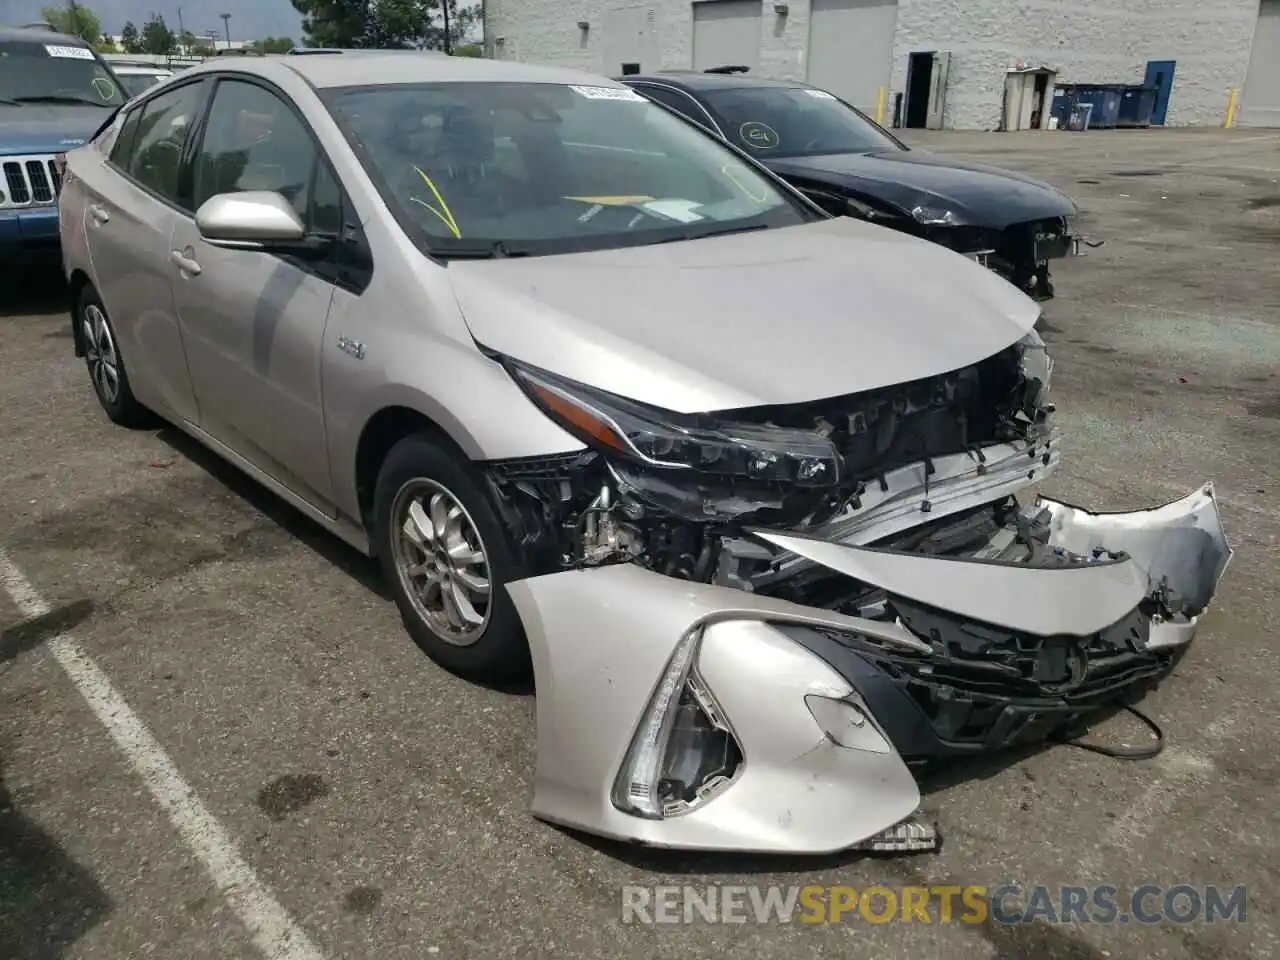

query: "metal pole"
(221, 13), (231, 48)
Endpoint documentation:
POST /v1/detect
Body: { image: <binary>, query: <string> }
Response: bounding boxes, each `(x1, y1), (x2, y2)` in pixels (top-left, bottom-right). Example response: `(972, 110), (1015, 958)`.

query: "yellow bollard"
(875, 86), (888, 126)
(1225, 88), (1239, 128)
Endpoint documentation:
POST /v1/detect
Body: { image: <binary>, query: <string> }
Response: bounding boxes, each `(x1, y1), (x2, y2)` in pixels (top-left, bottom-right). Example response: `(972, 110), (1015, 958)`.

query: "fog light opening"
(612, 630), (744, 819)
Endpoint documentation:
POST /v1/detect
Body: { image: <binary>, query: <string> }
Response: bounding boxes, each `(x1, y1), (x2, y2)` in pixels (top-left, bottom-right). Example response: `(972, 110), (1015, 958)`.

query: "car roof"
(178, 50), (633, 91)
(113, 64), (173, 73)
(620, 70), (814, 92)
(0, 25), (91, 46)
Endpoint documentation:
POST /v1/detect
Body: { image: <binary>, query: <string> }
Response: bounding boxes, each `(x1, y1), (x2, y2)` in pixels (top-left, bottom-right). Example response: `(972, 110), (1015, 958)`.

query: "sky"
(1, 0), (306, 41)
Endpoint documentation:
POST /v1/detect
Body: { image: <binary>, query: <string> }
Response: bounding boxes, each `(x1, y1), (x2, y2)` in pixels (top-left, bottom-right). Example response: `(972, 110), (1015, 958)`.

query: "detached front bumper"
(508, 484), (1231, 855)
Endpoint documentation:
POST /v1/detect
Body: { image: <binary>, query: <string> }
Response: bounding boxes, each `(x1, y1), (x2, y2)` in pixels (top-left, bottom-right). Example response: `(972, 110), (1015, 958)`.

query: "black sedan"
(618, 69), (1085, 301)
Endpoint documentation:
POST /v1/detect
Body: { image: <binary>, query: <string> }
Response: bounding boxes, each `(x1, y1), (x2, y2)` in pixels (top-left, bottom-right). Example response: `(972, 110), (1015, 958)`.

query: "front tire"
(373, 434), (532, 683)
(78, 286), (152, 428)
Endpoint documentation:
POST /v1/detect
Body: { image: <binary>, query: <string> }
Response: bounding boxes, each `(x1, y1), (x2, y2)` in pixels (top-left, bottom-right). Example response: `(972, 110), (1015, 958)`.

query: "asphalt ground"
(2, 127), (1278, 960)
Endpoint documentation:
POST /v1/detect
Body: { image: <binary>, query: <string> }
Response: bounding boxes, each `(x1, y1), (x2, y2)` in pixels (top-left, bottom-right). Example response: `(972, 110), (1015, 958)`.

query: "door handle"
(170, 249), (202, 276)
(89, 204), (110, 224)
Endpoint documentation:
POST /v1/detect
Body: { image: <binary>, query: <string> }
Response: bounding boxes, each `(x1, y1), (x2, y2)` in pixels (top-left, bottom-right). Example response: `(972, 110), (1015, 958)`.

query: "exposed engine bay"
(487, 334), (1054, 593)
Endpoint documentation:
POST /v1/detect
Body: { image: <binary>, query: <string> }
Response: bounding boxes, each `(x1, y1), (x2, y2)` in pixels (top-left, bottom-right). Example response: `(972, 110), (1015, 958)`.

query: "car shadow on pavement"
(0, 758), (113, 958)
(153, 426), (390, 602)
(0, 267), (71, 320)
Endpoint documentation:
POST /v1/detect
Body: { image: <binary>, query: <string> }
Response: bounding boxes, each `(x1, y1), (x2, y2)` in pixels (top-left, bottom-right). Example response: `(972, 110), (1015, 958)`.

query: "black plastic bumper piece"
(777, 613), (1181, 764)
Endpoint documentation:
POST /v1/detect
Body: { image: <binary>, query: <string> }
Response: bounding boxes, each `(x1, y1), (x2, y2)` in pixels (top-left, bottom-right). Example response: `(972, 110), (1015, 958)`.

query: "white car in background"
(106, 60), (173, 97)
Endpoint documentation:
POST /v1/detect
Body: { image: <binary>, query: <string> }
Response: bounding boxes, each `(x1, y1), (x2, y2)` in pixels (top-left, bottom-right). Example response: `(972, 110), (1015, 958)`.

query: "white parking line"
(0, 549), (324, 960)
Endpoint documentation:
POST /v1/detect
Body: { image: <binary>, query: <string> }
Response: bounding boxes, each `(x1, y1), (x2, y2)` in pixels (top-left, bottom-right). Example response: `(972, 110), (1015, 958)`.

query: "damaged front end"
(491, 333), (1231, 855)
(936, 215), (1085, 302)
(795, 182), (1088, 301)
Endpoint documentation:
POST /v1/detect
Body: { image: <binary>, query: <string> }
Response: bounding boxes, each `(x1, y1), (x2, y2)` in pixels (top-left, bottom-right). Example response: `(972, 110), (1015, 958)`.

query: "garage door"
(692, 0), (762, 72)
(600, 5), (661, 75)
(806, 0), (898, 116)
(1240, 0), (1280, 127)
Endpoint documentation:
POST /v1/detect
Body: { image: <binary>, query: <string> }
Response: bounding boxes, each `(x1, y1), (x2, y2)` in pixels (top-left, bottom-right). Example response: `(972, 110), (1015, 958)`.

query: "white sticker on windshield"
(802, 88), (837, 100)
(640, 199), (706, 224)
(569, 84), (647, 102)
(45, 44), (96, 60)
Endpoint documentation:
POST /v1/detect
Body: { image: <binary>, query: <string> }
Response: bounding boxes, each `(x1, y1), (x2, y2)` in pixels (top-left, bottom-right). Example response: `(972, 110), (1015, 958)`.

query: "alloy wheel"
(82, 303), (120, 405)
(390, 479), (493, 647)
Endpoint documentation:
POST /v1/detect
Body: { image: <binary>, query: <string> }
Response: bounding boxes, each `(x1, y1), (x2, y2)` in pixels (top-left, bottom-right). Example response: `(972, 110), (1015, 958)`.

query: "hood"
(449, 217), (1039, 414)
(765, 149), (1076, 230)
(0, 105), (111, 155)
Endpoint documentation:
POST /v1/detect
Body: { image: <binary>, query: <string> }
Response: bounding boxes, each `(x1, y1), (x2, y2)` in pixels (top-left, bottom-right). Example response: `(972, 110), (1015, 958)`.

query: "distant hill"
(1, 0), (304, 41)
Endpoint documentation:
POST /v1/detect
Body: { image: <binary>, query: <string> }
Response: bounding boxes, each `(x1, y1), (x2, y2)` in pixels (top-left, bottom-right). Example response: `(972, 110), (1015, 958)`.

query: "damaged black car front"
(626, 75), (1092, 301)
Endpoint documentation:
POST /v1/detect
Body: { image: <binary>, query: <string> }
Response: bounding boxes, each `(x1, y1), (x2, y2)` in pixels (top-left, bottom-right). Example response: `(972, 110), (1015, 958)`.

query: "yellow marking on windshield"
(91, 76), (116, 101)
(413, 166), (461, 238)
(410, 197), (462, 237)
(719, 165), (768, 203)
(563, 195), (656, 205)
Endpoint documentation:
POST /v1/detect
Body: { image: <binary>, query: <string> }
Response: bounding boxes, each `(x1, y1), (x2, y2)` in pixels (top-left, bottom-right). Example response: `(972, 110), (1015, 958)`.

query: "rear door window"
(127, 82), (205, 207)
(108, 106), (144, 166)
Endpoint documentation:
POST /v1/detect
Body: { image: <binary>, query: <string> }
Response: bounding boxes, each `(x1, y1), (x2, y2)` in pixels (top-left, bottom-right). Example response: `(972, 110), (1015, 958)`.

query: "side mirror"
(195, 191), (306, 249)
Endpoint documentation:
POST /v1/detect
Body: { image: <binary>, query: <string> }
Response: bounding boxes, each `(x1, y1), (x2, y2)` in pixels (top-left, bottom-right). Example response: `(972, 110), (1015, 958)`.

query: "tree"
(290, 0), (480, 51)
(120, 21), (143, 54)
(291, 0), (373, 48)
(422, 0), (480, 53)
(97, 35), (119, 53)
(251, 36), (296, 54)
(140, 14), (176, 56)
(40, 3), (102, 45)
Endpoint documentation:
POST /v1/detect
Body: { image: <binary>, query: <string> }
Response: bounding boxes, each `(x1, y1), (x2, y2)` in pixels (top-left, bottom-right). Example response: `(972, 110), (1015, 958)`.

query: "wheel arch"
(353, 405), (470, 540)
(67, 268), (95, 357)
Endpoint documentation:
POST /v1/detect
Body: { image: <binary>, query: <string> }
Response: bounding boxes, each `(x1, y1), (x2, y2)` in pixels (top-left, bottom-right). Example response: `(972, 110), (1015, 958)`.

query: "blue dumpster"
(1074, 84), (1122, 128)
(1050, 86), (1077, 129)
(1117, 85), (1157, 127)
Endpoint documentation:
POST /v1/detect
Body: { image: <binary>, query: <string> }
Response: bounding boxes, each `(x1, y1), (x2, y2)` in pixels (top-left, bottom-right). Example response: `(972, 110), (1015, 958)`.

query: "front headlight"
(612, 628), (743, 819)
(507, 361), (842, 487)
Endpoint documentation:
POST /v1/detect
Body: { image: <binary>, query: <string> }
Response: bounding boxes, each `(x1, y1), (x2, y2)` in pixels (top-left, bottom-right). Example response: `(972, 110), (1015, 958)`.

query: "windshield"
(118, 72), (168, 97)
(323, 81), (814, 258)
(698, 86), (904, 160)
(0, 39), (126, 107)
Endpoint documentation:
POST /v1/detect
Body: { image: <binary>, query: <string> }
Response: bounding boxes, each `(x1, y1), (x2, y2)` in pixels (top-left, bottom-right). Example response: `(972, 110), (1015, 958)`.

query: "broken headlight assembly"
(507, 361), (842, 487)
(1017, 328), (1053, 406)
(611, 628), (743, 819)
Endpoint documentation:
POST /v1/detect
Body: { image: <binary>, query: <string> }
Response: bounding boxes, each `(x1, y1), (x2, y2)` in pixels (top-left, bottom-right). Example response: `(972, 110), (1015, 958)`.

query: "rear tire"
(77, 286), (153, 428)
(373, 433), (532, 683)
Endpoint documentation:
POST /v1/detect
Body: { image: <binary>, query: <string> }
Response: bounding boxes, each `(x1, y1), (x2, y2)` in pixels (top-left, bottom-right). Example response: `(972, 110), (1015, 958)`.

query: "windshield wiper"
(10, 95), (112, 107)
(435, 240), (532, 260)
(644, 223), (772, 246)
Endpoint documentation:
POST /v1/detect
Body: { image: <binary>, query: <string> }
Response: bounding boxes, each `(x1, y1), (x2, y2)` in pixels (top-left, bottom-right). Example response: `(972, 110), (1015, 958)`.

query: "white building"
(483, 0), (1280, 128)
